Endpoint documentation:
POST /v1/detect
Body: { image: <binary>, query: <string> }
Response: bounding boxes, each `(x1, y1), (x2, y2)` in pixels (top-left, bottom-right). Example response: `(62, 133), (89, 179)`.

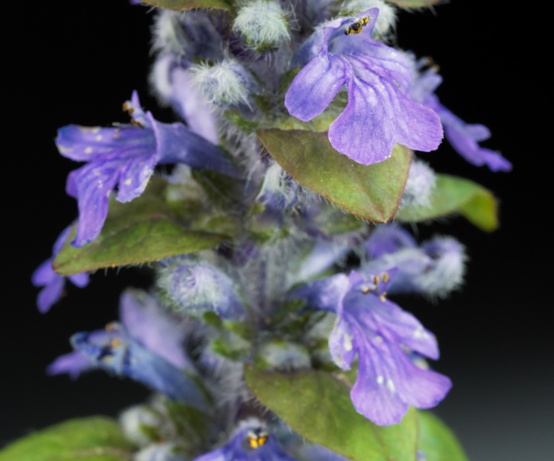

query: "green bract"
(0, 417), (132, 461)
(386, 0), (442, 8)
(257, 129), (412, 224)
(418, 411), (469, 461)
(139, 0), (232, 11)
(395, 174), (499, 231)
(244, 366), (419, 461)
(54, 180), (229, 276)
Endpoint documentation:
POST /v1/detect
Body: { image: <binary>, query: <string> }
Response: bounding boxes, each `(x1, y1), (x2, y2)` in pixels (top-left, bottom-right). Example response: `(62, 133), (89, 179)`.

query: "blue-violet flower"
(31, 225), (89, 313)
(411, 62), (512, 172)
(292, 269), (451, 425)
(56, 91), (239, 247)
(285, 8), (443, 165)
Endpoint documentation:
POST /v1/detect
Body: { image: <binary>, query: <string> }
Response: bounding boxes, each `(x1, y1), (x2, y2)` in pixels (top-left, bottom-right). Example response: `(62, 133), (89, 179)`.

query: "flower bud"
(256, 162), (299, 210)
(119, 404), (164, 448)
(233, 0), (291, 52)
(134, 442), (184, 461)
(400, 159), (436, 209)
(256, 338), (311, 371)
(152, 10), (224, 60)
(157, 257), (246, 320)
(189, 59), (257, 108)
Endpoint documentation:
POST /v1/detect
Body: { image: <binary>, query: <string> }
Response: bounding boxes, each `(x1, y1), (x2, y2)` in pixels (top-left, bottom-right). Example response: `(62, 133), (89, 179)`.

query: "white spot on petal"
(342, 334), (353, 352)
(84, 147), (93, 154)
(57, 145), (73, 154)
(386, 379), (396, 393)
(376, 375), (384, 385)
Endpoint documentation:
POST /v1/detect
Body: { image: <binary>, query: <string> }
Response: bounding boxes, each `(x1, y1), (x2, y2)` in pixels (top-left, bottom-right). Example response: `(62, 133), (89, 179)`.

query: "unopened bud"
(189, 59), (257, 108)
(233, 0), (291, 51)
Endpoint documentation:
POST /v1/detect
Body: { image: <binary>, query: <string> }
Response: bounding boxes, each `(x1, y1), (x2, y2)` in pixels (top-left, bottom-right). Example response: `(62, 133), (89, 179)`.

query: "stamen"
(130, 119), (145, 128)
(246, 429), (269, 449)
(345, 16), (370, 35)
(122, 101), (134, 115)
(105, 322), (118, 331)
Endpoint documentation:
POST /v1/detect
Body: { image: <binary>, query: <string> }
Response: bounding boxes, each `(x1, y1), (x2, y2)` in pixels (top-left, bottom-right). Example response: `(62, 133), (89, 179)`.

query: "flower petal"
(285, 53), (346, 122)
(71, 323), (211, 411)
(119, 288), (193, 370)
(329, 69), (443, 164)
(66, 161), (120, 247)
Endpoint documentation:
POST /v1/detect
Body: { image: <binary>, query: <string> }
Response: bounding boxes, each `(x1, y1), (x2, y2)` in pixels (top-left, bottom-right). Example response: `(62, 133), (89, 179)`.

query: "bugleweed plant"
(4, 0), (511, 460)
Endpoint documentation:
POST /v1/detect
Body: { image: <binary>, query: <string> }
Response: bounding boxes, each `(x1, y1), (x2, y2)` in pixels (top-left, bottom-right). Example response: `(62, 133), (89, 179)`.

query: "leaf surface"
(417, 411), (469, 461)
(54, 183), (228, 275)
(257, 129), (412, 224)
(138, 0), (231, 11)
(244, 366), (418, 461)
(395, 174), (498, 231)
(0, 416), (132, 461)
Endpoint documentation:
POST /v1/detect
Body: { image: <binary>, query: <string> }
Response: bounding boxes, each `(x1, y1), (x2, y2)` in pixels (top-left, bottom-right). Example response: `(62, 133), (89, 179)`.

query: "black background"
(3, 1), (553, 460)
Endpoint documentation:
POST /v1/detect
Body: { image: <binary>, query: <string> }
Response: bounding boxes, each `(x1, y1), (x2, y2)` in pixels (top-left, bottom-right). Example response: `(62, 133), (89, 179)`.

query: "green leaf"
(395, 174), (499, 231)
(138, 0), (231, 12)
(385, 0), (442, 9)
(417, 411), (469, 461)
(257, 129), (412, 224)
(0, 416), (132, 461)
(244, 366), (418, 461)
(163, 400), (215, 453)
(54, 182), (229, 276)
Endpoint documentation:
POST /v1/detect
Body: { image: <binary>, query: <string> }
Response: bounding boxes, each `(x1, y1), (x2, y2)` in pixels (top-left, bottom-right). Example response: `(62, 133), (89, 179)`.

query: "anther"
(105, 322), (118, 331)
(345, 16), (370, 35)
(246, 429), (269, 449)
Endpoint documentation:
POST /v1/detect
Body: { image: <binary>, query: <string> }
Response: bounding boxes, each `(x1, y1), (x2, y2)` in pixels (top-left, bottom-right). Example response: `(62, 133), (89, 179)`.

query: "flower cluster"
(23, 1), (510, 460)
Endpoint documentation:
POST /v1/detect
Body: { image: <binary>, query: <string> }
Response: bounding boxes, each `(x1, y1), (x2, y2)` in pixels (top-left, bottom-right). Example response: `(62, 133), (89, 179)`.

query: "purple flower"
(295, 445), (348, 461)
(47, 340), (98, 379)
(69, 323), (210, 410)
(47, 289), (208, 409)
(291, 270), (451, 425)
(193, 419), (298, 461)
(285, 8), (443, 165)
(363, 225), (467, 299)
(411, 62), (512, 172)
(151, 58), (220, 144)
(56, 91), (240, 247)
(365, 224), (417, 259)
(31, 226), (89, 313)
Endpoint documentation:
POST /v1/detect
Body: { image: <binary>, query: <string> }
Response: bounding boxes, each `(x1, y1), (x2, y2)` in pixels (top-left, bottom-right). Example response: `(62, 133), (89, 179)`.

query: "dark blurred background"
(3, 1), (552, 460)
